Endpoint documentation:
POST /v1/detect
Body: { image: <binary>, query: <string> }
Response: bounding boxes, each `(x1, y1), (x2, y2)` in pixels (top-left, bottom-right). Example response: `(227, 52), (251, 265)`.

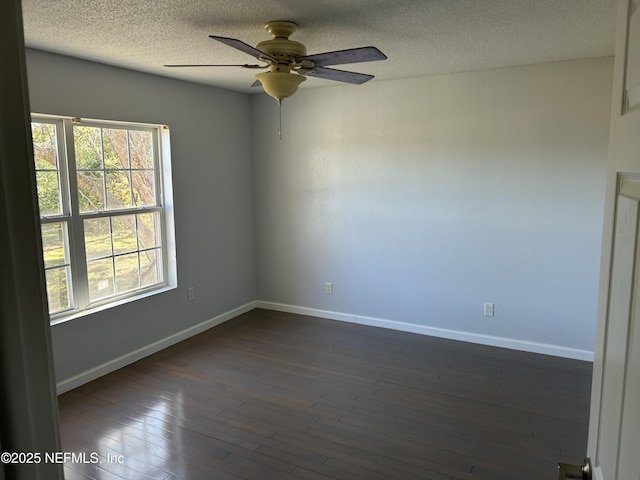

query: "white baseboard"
(56, 301), (257, 394)
(57, 299), (593, 394)
(256, 301), (594, 362)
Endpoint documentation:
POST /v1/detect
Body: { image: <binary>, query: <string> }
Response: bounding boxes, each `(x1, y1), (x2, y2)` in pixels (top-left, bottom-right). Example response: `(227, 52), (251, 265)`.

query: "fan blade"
(251, 80), (262, 88)
(209, 35), (277, 63)
(164, 64), (263, 68)
(301, 66), (374, 85)
(296, 46), (386, 67)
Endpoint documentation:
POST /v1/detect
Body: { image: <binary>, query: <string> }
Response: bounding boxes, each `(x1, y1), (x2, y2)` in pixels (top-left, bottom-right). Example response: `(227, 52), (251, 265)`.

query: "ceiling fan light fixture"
(255, 71), (306, 103)
(166, 19), (386, 111)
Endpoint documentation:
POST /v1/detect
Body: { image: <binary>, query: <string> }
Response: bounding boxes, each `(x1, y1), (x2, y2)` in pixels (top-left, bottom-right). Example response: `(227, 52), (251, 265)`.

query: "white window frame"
(32, 114), (176, 324)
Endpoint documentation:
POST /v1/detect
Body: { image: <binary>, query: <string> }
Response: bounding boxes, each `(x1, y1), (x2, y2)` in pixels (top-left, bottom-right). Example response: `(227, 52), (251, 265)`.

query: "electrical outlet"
(188, 286), (195, 301)
(484, 302), (494, 317)
(325, 282), (333, 295)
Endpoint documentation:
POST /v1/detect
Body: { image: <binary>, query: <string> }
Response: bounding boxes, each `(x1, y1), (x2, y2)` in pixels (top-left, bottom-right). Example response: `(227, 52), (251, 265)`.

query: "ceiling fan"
(165, 20), (387, 104)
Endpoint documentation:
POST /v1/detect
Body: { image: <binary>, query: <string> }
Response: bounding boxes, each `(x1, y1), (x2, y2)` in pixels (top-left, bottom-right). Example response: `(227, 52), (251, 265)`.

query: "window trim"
(32, 114), (177, 324)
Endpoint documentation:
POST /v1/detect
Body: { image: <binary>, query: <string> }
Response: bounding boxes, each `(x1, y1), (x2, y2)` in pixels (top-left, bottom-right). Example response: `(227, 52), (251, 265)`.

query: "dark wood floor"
(58, 309), (592, 480)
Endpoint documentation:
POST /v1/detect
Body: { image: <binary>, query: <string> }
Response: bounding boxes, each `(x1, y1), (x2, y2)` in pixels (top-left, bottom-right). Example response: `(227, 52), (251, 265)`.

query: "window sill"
(49, 284), (176, 326)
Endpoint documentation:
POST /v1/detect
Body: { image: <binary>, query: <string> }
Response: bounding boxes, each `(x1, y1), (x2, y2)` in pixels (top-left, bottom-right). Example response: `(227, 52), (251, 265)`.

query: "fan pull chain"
(278, 100), (283, 140)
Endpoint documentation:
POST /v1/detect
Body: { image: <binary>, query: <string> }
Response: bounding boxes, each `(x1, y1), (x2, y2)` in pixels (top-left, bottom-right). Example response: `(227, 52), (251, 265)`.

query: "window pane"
(112, 215), (137, 255)
(78, 170), (105, 212)
(31, 123), (58, 168)
(88, 257), (114, 301)
(131, 170), (156, 206)
(45, 267), (71, 313)
(74, 126), (156, 213)
(129, 130), (153, 168)
(103, 128), (130, 169)
(137, 212), (159, 249)
(140, 249), (160, 287)
(106, 170), (132, 209)
(74, 126), (103, 169)
(41, 223), (67, 268)
(85, 217), (112, 260)
(36, 171), (62, 215)
(32, 122), (63, 216)
(115, 253), (139, 293)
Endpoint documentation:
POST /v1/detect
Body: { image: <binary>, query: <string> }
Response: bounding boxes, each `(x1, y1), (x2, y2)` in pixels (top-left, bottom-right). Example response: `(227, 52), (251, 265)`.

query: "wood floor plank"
(57, 309), (592, 479)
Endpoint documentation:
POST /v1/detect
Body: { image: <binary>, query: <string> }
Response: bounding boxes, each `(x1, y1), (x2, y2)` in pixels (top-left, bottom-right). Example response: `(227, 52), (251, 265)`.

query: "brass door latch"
(558, 457), (592, 480)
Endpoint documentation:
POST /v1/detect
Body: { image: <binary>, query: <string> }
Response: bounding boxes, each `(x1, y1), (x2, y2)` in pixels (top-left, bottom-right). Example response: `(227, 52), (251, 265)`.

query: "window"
(31, 115), (175, 321)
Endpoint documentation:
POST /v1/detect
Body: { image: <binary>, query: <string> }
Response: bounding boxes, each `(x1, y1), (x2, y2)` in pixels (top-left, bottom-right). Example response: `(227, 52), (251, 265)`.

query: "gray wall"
(26, 49), (257, 384)
(26, 50), (613, 388)
(253, 57), (613, 357)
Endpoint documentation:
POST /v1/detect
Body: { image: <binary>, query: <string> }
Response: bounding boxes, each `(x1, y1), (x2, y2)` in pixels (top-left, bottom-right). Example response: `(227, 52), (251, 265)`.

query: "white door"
(587, 0), (640, 479)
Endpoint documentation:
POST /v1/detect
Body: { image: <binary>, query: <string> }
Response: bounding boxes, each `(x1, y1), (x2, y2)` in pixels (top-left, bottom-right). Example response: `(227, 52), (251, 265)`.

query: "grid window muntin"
(33, 120), (74, 313)
(83, 211), (163, 302)
(31, 115), (174, 321)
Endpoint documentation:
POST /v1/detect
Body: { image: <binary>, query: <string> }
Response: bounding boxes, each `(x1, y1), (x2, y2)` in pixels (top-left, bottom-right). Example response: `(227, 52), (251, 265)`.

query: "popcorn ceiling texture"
(22, 0), (616, 93)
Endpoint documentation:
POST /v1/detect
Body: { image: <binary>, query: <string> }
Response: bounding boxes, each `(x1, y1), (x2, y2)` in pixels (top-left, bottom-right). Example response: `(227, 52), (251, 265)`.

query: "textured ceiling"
(22, 0), (616, 94)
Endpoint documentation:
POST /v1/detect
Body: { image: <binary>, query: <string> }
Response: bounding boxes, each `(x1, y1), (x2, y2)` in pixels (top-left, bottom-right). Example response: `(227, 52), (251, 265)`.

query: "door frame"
(0, 0), (64, 478)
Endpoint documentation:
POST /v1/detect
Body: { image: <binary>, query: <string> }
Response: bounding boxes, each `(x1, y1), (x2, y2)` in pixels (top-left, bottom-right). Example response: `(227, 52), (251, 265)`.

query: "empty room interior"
(3, 0), (621, 479)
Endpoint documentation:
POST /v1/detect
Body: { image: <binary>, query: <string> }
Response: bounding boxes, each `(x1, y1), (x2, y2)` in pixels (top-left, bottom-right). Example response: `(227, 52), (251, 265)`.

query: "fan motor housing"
(257, 21), (306, 63)
(256, 38), (306, 61)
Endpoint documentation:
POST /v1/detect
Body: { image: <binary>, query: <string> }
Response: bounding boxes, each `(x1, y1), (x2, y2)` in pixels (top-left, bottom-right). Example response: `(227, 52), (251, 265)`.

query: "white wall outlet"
(325, 282), (333, 295)
(188, 286), (195, 301)
(484, 302), (494, 317)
